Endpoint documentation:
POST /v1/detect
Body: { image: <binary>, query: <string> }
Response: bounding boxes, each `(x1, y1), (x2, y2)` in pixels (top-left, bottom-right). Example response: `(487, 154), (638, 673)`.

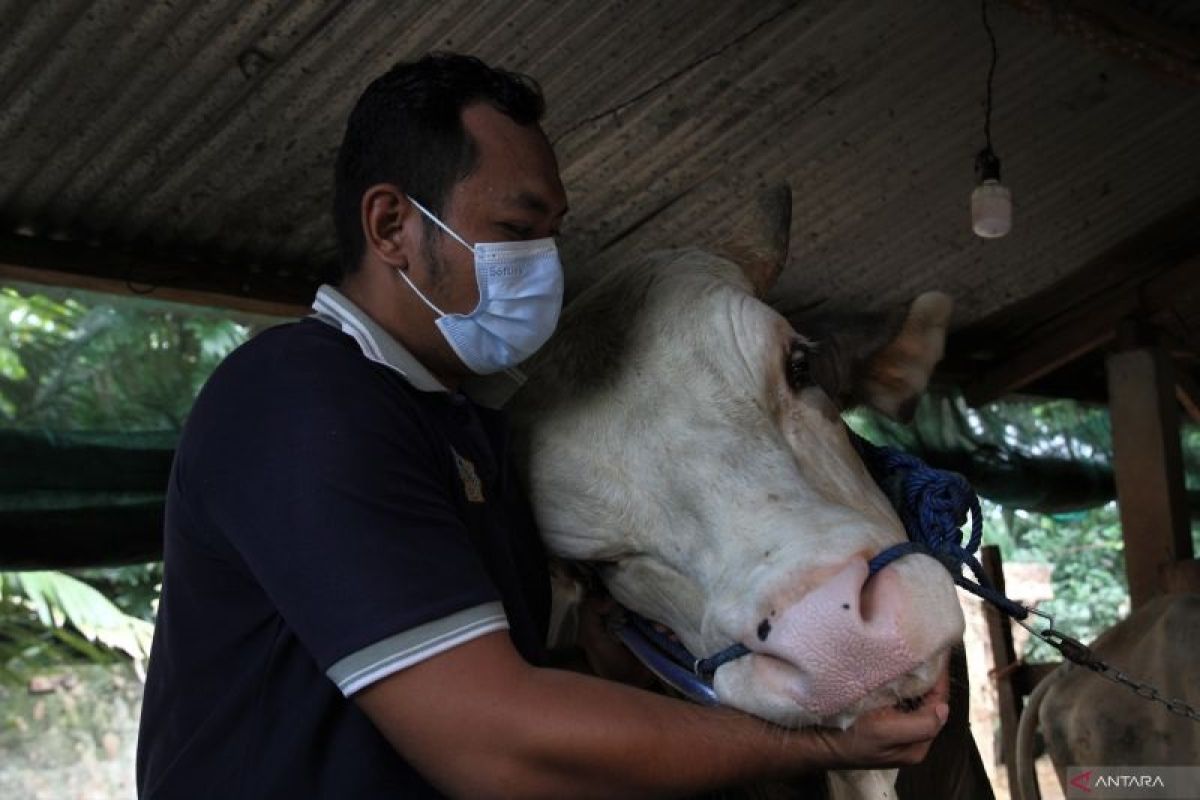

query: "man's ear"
(796, 292), (953, 422)
(361, 185), (412, 269)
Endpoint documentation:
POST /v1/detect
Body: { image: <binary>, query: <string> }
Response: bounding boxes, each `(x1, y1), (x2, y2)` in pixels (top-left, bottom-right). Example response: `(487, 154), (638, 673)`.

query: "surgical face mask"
(399, 195), (564, 376)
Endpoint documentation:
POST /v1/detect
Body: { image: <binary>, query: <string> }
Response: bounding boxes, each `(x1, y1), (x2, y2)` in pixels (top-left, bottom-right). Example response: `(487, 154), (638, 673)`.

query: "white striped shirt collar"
(310, 284), (525, 408)
(311, 284), (448, 393)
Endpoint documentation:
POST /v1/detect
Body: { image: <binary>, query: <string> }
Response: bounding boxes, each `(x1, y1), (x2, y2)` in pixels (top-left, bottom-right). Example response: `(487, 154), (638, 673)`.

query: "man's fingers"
(808, 661), (955, 770)
(889, 704), (946, 743)
(928, 660), (951, 705)
(860, 701), (948, 746)
(926, 660), (952, 727)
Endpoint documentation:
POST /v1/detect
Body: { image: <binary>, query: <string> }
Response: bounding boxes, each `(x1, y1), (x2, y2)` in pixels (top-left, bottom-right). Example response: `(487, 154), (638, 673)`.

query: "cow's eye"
(786, 342), (813, 391)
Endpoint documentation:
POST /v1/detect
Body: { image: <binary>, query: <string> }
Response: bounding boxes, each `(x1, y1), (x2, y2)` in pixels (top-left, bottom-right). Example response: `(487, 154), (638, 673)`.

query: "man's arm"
(356, 631), (950, 800)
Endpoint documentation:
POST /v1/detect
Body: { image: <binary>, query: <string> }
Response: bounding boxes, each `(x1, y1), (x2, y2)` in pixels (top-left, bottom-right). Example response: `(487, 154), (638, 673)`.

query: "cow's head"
(508, 185), (964, 729)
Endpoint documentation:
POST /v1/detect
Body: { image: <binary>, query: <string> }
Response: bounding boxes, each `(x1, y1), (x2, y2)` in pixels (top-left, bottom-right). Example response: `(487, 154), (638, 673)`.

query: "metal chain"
(1016, 613), (1200, 724)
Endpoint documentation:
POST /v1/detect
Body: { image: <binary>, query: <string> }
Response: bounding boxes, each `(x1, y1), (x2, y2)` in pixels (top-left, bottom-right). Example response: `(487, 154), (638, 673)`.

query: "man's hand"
(804, 663), (951, 770)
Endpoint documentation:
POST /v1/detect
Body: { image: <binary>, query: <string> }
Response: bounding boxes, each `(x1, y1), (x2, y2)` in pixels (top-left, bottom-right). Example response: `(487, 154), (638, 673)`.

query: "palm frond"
(0, 571), (154, 662)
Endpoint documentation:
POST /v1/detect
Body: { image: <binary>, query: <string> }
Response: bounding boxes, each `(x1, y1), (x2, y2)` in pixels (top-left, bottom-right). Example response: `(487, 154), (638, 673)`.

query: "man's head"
(332, 52), (568, 386)
(333, 52), (555, 280)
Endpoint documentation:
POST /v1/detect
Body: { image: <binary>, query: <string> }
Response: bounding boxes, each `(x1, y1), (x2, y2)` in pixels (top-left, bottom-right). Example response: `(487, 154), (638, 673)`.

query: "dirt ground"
(0, 664), (140, 800)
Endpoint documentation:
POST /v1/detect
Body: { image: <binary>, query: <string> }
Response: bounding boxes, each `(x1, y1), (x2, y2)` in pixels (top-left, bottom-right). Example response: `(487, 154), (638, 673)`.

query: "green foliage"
(68, 564), (163, 623)
(982, 500), (1128, 662)
(0, 571), (154, 684)
(2, 282), (263, 677)
(0, 285), (254, 432)
(969, 396), (1197, 654)
(976, 395), (1113, 461)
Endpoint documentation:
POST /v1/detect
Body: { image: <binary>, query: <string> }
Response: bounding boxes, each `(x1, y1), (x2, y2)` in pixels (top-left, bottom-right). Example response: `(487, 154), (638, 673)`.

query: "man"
(137, 52), (950, 799)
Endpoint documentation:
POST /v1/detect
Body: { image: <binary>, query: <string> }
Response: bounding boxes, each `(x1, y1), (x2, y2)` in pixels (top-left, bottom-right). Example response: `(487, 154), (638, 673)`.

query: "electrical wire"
(981, 0), (999, 153)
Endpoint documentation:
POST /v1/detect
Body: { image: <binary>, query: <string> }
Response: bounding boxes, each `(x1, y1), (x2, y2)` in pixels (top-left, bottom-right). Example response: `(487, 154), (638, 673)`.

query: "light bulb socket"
(975, 147), (1001, 183)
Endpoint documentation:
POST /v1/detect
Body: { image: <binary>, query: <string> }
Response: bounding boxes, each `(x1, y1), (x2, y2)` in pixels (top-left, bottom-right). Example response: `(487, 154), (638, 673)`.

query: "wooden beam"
(1155, 327), (1200, 363)
(980, 545), (1023, 793)
(946, 196), (1200, 403)
(0, 233), (313, 317)
(1106, 344), (1193, 608)
(961, 311), (1116, 406)
(960, 254), (1200, 405)
(1162, 559), (1200, 595)
(1151, 328), (1200, 422)
(1175, 366), (1200, 426)
(1005, 0), (1200, 87)
(1012, 661), (1060, 698)
(1015, 360), (1109, 405)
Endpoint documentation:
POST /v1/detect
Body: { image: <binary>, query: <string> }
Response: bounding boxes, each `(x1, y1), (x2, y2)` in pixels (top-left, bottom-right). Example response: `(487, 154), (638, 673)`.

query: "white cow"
(504, 185), (980, 799)
(1017, 592), (1200, 800)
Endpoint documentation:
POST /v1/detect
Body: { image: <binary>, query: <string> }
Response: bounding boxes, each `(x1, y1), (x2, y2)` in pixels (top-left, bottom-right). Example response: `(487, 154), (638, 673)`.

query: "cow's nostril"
(757, 619), (772, 641)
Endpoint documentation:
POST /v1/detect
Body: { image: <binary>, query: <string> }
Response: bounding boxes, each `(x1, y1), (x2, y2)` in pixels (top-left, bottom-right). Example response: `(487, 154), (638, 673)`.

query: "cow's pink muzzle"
(751, 557), (932, 716)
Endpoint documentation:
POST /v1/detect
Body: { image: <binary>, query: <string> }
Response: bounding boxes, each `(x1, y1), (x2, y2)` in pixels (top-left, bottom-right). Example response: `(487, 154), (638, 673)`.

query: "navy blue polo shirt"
(137, 286), (551, 799)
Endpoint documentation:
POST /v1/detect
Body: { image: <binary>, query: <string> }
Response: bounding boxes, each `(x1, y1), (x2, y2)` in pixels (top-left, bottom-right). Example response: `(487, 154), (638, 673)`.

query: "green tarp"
(2, 391), (1197, 568)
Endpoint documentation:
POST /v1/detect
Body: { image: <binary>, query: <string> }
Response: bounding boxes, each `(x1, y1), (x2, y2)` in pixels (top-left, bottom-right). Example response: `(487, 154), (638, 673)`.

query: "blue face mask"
(400, 196), (565, 375)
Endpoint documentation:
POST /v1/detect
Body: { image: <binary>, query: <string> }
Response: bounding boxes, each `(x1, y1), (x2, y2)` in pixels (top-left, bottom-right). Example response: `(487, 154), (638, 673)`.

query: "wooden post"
(1105, 340), (1193, 608)
(1162, 559), (1200, 594)
(981, 545), (1023, 795)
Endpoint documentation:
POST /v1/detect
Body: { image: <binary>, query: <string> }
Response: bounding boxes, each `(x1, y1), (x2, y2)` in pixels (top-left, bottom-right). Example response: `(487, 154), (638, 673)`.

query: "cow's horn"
(715, 182), (792, 298)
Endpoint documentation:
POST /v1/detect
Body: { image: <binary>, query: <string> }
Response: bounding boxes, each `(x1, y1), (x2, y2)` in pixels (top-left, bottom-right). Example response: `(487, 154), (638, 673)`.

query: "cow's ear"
(715, 182), (791, 298)
(857, 292), (953, 421)
(796, 292), (953, 422)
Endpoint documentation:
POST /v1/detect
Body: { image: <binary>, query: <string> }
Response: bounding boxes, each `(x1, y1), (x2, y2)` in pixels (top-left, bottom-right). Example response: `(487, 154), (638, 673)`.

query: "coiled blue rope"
(611, 427), (1030, 704)
(851, 430), (1028, 621)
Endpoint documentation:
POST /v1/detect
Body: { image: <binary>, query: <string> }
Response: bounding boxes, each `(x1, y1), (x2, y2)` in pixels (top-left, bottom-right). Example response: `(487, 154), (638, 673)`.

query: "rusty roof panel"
(0, 0), (1197, 333)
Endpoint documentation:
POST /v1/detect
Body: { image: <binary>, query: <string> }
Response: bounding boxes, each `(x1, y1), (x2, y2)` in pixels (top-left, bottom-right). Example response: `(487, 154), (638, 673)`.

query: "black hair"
(332, 52), (545, 280)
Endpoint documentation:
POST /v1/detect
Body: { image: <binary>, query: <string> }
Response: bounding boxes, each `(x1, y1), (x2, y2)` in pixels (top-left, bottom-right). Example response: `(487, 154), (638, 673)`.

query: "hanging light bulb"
(971, 0), (1011, 238)
(972, 147), (1011, 238)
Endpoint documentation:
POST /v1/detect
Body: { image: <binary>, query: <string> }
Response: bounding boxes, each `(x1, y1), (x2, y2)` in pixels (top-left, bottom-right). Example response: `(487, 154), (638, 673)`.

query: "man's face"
(419, 103), (568, 315)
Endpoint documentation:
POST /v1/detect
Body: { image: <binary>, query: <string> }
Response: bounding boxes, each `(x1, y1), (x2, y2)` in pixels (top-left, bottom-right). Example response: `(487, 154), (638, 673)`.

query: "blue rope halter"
(609, 427), (1031, 706)
(851, 431), (1028, 621)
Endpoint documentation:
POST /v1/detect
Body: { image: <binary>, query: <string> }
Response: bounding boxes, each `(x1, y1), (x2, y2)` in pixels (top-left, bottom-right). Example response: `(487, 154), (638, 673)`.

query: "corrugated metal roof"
(0, 0), (1197, 336)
